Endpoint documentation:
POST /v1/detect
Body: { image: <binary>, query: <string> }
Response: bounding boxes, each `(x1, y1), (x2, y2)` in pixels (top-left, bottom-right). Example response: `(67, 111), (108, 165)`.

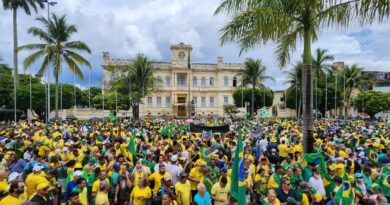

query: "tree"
(232, 87), (273, 112)
(285, 62), (303, 117)
(108, 54), (158, 120)
(342, 64), (373, 118)
(354, 91), (390, 118)
(18, 14), (91, 118)
(2, 0), (44, 86)
(237, 58), (274, 115)
(92, 92), (130, 111)
(223, 104), (240, 117)
(0, 62), (13, 108)
(215, 0), (390, 153)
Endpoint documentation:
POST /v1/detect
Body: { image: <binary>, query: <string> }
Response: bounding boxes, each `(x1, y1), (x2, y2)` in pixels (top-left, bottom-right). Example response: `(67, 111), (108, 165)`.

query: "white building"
(102, 43), (244, 117)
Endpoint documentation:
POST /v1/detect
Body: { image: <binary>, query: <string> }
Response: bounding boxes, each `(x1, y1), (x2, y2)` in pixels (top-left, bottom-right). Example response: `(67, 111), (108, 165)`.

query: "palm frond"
(23, 50), (46, 69)
(64, 50), (91, 68)
(64, 41), (92, 53)
(275, 26), (303, 68)
(63, 55), (83, 79)
(17, 43), (47, 52)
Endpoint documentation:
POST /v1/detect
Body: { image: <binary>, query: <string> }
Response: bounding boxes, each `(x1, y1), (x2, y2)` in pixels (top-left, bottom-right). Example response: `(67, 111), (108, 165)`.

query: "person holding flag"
(229, 128), (246, 205)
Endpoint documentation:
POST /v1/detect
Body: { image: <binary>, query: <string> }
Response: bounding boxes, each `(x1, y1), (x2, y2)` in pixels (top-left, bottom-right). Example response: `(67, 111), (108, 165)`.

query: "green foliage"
(232, 87), (273, 110)
(92, 91), (130, 111)
(353, 91), (390, 117)
(223, 104), (239, 116)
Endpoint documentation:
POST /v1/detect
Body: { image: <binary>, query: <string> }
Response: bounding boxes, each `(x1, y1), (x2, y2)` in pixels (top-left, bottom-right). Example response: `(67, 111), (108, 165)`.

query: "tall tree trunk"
(302, 27), (314, 153)
(251, 83), (255, 116)
(55, 75), (59, 117)
(13, 7), (18, 87)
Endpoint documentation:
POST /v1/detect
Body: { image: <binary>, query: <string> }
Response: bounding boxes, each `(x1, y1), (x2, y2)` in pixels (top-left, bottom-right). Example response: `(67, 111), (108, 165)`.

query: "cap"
(8, 172), (20, 182)
(113, 162), (120, 169)
(33, 164), (44, 172)
(220, 167), (227, 173)
(74, 170), (83, 177)
(271, 148), (277, 153)
(171, 155), (178, 162)
(179, 171), (188, 178)
(354, 173), (364, 178)
(36, 182), (49, 190)
(164, 175), (172, 181)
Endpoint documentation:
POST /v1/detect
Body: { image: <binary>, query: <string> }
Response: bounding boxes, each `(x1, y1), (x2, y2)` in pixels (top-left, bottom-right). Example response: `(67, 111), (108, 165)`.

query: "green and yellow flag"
(334, 169), (353, 205)
(129, 132), (137, 163)
(230, 128), (246, 205)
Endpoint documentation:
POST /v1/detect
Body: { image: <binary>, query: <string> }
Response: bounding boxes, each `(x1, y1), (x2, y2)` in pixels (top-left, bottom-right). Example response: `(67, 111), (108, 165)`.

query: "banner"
(189, 123), (230, 133)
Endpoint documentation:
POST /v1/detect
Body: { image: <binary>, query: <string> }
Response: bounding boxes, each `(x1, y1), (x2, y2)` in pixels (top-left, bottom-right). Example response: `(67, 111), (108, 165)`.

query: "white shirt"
(259, 139), (268, 152)
(308, 175), (326, 197)
(166, 163), (182, 184)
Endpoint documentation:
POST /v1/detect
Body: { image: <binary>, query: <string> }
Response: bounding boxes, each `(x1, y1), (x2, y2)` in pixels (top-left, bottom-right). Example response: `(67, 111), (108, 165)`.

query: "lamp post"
(40, 0), (57, 122)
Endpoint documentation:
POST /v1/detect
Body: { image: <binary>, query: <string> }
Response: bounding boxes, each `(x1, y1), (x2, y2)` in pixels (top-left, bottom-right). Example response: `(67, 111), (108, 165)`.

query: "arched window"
(233, 76), (237, 87)
(178, 75), (185, 86)
(165, 76), (171, 86)
(193, 76), (197, 86)
(201, 77), (206, 87)
(224, 76), (229, 86)
(210, 77), (214, 87)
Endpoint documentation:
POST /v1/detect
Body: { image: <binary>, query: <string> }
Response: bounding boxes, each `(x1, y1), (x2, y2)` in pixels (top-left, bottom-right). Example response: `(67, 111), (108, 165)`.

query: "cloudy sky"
(1, 0), (389, 90)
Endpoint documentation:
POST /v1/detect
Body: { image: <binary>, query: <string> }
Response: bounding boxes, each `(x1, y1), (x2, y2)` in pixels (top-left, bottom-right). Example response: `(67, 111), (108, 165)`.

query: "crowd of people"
(0, 117), (388, 205)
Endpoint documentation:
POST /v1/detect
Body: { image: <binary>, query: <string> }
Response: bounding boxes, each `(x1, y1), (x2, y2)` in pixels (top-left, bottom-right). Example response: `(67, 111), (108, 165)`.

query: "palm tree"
(238, 58), (274, 115)
(343, 64), (373, 118)
(3, 0), (44, 86)
(215, 0), (389, 153)
(312, 48), (334, 118)
(285, 62), (303, 118)
(18, 14), (91, 118)
(108, 54), (158, 120)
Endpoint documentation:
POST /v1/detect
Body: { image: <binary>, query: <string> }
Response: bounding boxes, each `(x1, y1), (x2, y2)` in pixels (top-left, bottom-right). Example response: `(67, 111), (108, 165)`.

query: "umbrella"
(185, 119), (193, 123)
(65, 116), (78, 121)
(89, 117), (103, 122)
(49, 116), (63, 122)
(328, 126), (341, 131)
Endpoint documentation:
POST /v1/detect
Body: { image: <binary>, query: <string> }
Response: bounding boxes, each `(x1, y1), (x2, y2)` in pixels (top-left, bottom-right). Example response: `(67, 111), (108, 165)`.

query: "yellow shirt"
(263, 198), (280, 205)
(25, 173), (47, 198)
(79, 187), (88, 205)
(148, 172), (171, 193)
(0, 195), (22, 205)
(95, 191), (109, 205)
(0, 179), (7, 192)
(134, 171), (146, 188)
(92, 179), (110, 193)
(278, 144), (289, 157)
(175, 181), (191, 205)
(189, 168), (203, 191)
(131, 186), (152, 205)
(211, 183), (230, 205)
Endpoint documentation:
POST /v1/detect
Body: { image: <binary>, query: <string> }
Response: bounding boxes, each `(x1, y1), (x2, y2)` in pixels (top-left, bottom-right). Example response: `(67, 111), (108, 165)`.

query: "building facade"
(102, 43), (244, 117)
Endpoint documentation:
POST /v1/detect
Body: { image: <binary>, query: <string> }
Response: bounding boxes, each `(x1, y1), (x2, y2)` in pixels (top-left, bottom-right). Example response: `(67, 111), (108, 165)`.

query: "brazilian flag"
(365, 147), (379, 164)
(129, 132), (137, 163)
(230, 128), (246, 205)
(334, 170), (353, 205)
(302, 153), (321, 182)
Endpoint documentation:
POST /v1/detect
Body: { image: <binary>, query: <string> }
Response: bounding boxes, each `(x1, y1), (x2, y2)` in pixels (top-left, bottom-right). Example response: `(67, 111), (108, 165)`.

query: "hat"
(88, 158), (96, 164)
(36, 182), (49, 190)
(299, 181), (310, 192)
(220, 167), (227, 173)
(33, 164), (44, 172)
(164, 175), (172, 181)
(113, 162), (120, 169)
(354, 173), (364, 178)
(74, 171), (83, 177)
(171, 155), (178, 162)
(179, 171), (188, 178)
(8, 172), (20, 182)
(271, 148), (277, 153)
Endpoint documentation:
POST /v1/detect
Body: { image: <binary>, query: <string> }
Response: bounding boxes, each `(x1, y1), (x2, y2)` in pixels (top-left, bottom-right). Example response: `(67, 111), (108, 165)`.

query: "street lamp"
(40, 0), (57, 122)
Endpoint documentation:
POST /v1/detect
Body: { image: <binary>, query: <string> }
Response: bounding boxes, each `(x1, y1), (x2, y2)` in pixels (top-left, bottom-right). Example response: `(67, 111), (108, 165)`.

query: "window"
(156, 76), (162, 87)
(147, 97), (152, 107)
(210, 77), (214, 87)
(201, 97), (206, 108)
(166, 97), (171, 107)
(280, 97), (284, 102)
(233, 76), (237, 87)
(192, 97), (197, 107)
(192, 77), (197, 86)
(224, 96), (228, 105)
(178, 75), (185, 86)
(210, 96), (214, 107)
(165, 76), (171, 86)
(224, 76), (229, 86)
(201, 77), (206, 88)
(157, 97), (162, 107)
